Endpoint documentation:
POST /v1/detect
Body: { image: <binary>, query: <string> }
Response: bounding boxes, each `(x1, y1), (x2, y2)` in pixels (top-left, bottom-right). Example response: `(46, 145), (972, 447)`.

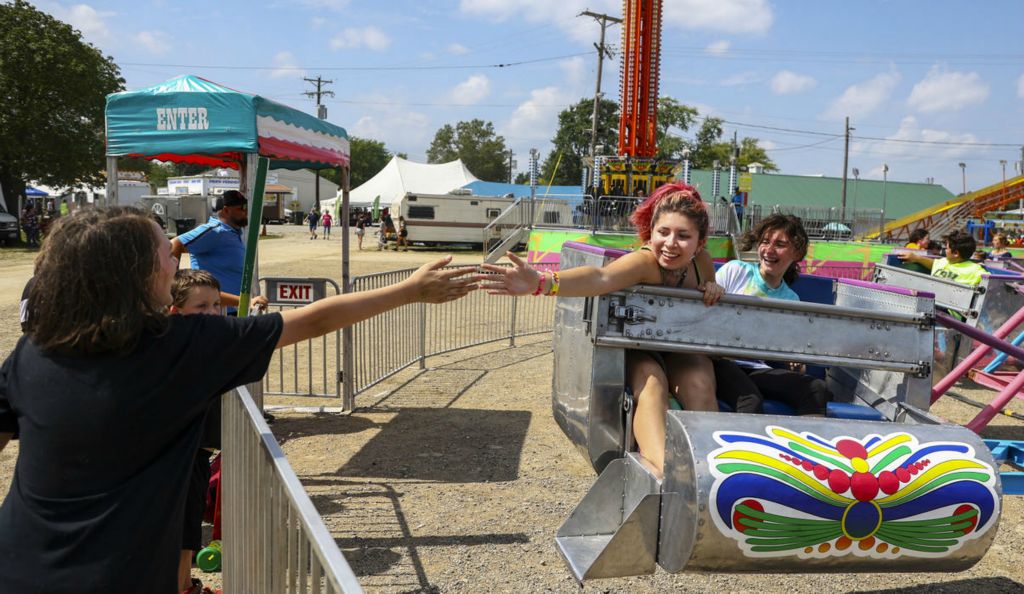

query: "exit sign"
(264, 278), (330, 305)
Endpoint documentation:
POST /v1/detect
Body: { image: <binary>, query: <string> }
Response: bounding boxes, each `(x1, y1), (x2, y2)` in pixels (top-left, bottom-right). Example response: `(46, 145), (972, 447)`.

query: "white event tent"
(321, 156), (479, 214)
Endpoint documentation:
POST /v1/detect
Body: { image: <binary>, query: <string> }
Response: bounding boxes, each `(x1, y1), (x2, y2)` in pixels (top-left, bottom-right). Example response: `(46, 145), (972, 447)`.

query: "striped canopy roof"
(105, 75), (349, 170)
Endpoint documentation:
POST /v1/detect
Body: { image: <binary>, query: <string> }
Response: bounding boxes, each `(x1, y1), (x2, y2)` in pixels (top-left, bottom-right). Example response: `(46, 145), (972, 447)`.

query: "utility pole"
(304, 76), (335, 212)
(507, 149), (516, 184)
(841, 117), (853, 218)
(579, 10), (622, 190)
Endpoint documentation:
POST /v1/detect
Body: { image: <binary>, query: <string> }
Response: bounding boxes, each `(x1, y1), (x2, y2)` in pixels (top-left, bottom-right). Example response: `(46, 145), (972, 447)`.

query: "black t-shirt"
(0, 313), (282, 593)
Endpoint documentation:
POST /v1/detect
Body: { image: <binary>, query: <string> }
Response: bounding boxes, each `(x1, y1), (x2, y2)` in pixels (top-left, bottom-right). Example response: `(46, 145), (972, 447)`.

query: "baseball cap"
(214, 190), (247, 211)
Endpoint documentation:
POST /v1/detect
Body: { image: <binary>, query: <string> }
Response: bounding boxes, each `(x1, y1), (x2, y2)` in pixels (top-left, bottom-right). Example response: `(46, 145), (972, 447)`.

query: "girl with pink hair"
(479, 183), (724, 475)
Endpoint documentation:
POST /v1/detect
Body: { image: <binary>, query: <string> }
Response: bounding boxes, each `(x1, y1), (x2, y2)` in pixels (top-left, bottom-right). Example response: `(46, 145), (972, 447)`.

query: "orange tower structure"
(596, 0), (674, 198)
(617, 0), (662, 159)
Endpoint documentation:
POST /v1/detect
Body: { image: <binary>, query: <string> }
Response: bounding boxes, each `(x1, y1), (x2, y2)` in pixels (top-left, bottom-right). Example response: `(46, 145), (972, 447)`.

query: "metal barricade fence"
(801, 262), (876, 281)
(344, 265), (557, 405)
(749, 205), (885, 241)
(261, 278), (343, 399)
(222, 385), (364, 593)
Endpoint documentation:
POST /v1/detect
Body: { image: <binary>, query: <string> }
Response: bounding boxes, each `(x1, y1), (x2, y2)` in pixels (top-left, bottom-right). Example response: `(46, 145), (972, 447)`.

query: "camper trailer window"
(486, 208), (501, 219)
(470, 201), (479, 206)
(543, 211), (561, 225)
(408, 206), (435, 219)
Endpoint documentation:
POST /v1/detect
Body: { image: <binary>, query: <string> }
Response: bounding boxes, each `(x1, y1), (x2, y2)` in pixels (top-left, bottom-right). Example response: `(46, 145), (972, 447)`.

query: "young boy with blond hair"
(169, 269), (222, 594)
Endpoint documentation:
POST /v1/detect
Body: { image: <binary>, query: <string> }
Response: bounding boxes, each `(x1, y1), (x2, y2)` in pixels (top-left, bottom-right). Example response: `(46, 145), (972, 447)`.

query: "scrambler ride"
(550, 242), (1012, 581)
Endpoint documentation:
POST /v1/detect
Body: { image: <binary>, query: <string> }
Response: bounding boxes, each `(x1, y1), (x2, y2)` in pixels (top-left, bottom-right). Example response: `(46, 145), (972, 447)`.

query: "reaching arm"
(897, 252), (935, 271)
(477, 251), (658, 297)
(277, 256), (477, 348)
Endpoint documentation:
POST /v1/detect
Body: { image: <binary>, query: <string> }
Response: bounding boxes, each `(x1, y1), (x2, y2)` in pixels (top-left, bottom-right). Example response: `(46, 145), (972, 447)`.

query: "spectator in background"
(306, 208), (319, 240)
(355, 212), (367, 250)
(905, 228), (929, 249)
(731, 186), (745, 231)
(21, 203), (40, 247)
(171, 190), (264, 315)
(320, 210), (333, 240)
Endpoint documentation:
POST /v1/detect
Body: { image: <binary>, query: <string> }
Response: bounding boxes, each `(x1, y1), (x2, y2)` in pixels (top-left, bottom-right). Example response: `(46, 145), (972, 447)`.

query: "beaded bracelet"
(532, 271), (547, 296)
(547, 271), (561, 296)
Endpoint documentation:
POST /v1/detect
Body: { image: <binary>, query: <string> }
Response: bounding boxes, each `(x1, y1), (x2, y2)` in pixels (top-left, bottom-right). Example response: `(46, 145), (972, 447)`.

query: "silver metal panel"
(594, 287), (933, 375)
(832, 282), (935, 411)
(556, 454), (661, 581)
(873, 263), (981, 320)
(658, 411), (1002, 574)
(553, 247), (631, 472)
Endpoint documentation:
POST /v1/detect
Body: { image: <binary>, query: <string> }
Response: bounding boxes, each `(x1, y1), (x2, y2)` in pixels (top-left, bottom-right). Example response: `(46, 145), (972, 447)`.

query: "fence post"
(342, 279), (356, 411)
(509, 295), (519, 347)
(418, 301), (427, 369)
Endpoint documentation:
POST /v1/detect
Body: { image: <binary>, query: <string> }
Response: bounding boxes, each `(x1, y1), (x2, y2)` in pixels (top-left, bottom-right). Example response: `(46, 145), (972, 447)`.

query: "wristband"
(547, 271), (561, 296)
(532, 271), (547, 296)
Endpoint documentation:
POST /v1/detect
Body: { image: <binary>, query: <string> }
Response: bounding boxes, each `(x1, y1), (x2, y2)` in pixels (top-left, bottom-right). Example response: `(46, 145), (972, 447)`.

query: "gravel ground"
(1, 223), (1023, 593)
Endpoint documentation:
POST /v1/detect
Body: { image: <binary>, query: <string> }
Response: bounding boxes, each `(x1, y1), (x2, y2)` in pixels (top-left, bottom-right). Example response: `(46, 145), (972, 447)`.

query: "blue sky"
(35, 0), (1024, 194)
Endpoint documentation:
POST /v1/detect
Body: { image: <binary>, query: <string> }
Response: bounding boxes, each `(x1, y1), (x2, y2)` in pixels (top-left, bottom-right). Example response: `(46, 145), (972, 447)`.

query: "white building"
(165, 168), (339, 213)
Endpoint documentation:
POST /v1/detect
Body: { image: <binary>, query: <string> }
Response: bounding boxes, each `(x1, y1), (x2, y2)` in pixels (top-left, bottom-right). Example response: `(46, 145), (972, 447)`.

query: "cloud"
(349, 96), (432, 153)
(559, 56), (588, 88)
(269, 51), (305, 79)
(720, 71), (762, 87)
(460, 0), (772, 40)
(286, 0), (350, 11)
(705, 40), (731, 55)
(821, 70), (901, 120)
(330, 26), (391, 51)
(310, 16), (327, 30)
(664, 0), (773, 35)
(134, 30), (171, 55)
(770, 70), (816, 95)
(907, 67), (990, 113)
(447, 43), (470, 55)
(38, 3), (115, 44)
(448, 75), (491, 105)
(503, 86), (573, 142)
(852, 115), (978, 163)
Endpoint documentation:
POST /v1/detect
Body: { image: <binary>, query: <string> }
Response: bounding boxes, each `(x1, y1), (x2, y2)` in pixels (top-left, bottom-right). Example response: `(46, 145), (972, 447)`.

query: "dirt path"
(1, 223), (1023, 593)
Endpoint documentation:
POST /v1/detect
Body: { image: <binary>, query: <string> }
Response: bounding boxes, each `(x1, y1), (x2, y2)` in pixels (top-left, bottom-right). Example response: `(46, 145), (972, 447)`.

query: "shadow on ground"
(848, 576), (1023, 593)
(336, 407), (531, 483)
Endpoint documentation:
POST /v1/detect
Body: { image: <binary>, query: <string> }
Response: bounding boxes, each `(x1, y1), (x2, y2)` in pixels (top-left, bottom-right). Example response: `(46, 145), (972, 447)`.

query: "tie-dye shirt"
(715, 260), (799, 301)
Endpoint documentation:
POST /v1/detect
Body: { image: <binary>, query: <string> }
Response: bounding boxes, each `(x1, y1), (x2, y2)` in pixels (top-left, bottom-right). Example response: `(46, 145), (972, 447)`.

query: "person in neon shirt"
(899, 230), (985, 286)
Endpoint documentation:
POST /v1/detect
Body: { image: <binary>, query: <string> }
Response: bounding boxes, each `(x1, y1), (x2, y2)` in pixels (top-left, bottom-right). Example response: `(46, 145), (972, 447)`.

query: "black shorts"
(182, 450), (213, 551)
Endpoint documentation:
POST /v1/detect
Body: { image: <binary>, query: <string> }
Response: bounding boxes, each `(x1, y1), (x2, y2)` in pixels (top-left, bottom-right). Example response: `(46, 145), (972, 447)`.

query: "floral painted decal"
(708, 426), (999, 558)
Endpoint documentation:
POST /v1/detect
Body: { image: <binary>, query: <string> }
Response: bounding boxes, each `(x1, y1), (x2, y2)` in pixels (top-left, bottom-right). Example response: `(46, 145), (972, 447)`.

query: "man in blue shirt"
(731, 187), (745, 231)
(171, 190), (264, 314)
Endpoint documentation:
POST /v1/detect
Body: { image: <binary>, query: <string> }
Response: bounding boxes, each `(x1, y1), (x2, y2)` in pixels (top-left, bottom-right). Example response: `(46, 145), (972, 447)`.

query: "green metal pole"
(237, 156), (269, 316)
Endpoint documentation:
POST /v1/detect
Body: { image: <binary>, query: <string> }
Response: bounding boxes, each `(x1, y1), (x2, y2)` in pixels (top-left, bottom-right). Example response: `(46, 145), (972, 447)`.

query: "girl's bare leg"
(666, 353), (717, 411)
(627, 352), (671, 477)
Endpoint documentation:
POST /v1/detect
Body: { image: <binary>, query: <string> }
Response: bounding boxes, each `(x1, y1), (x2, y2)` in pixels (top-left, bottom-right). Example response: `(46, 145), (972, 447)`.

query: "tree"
(0, 1), (124, 213)
(541, 97), (619, 186)
(317, 136), (393, 189)
(426, 119), (508, 182)
(655, 97), (699, 160)
(689, 117), (777, 173)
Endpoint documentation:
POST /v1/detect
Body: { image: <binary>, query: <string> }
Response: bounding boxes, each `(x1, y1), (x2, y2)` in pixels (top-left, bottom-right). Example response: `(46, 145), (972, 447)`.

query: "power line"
(120, 51), (592, 73)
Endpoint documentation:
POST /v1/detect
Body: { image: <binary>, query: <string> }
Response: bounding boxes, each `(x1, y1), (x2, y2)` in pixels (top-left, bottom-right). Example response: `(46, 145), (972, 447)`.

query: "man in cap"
(171, 190), (266, 314)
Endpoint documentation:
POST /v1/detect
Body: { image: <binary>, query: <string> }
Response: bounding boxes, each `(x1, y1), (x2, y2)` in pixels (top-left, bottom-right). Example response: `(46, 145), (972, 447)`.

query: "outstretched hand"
(475, 252), (542, 296)
(407, 255), (479, 304)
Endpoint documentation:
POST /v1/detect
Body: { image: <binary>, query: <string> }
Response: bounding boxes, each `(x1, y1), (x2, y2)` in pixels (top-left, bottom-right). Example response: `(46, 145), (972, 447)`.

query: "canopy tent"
(321, 156), (478, 214)
(105, 75), (349, 170)
(24, 186), (49, 196)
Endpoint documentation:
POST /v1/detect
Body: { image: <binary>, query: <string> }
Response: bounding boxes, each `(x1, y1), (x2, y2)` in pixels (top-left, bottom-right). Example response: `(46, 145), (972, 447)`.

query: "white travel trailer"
(391, 191), (575, 248)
